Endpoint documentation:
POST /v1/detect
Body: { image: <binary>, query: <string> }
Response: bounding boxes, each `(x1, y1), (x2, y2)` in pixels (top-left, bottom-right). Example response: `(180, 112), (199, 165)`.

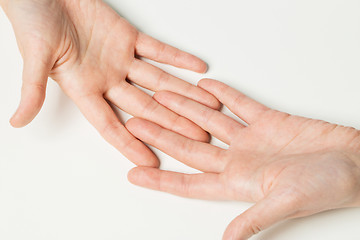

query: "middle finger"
(105, 82), (209, 142)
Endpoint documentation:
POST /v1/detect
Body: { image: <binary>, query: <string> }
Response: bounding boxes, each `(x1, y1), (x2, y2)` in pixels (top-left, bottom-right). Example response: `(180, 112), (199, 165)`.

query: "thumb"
(223, 192), (301, 240)
(10, 49), (53, 128)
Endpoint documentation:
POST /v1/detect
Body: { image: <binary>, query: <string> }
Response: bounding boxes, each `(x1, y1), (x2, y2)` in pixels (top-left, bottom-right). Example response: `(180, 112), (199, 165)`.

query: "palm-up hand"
(1, 0), (219, 166)
(126, 79), (360, 239)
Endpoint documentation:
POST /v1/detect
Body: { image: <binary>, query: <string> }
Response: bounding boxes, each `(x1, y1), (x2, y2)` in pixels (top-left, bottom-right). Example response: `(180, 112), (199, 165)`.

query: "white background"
(1, 0), (360, 239)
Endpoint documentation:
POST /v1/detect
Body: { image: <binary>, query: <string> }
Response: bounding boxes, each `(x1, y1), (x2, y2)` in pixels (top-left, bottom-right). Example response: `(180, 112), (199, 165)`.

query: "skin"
(0, 0), (220, 167)
(126, 79), (360, 240)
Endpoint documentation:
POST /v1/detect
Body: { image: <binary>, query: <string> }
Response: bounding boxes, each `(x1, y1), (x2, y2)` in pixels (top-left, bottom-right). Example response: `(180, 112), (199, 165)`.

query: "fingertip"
(202, 62), (209, 73)
(153, 92), (182, 118)
(176, 51), (208, 73)
(154, 85), (220, 111)
(125, 117), (144, 131)
(128, 167), (158, 187)
(197, 129), (210, 143)
(120, 120), (159, 167)
(125, 117), (153, 137)
(174, 116), (209, 143)
(206, 94), (222, 110)
(125, 139), (160, 168)
(177, 79), (218, 110)
(127, 168), (138, 185)
(153, 91), (187, 110)
(127, 114), (209, 143)
(153, 91), (172, 104)
(195, 61), (208, 74)
(127, 167), (145, 185)
(9, 110), (31, 128)
(153, 92), (210, 142)
(9, 115), (24, 128)
(197, 81), (222, 110)
(10, 83), (47, 128)
(142, 153), (160, 168)
(125, 119), (161, 164)
(198, 79), (224, 108)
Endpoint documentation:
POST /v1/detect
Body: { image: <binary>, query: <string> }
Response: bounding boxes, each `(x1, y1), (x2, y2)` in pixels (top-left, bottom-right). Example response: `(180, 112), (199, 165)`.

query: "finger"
(126, 118), (227, 172)
(198, 79), (270, 124)
(75, 94), (159, 168)
(10, 51), (53, 128)
(105, 82), (210, 142)
(128, 167), (228, 200)
(154, 91), (243, 144)
(128, 59), (220, 109)
(135, 32), (207, 73)
(223, 192), (300, 240)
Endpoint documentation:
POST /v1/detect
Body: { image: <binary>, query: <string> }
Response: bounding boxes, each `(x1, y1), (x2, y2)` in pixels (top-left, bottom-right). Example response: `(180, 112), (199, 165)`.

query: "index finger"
(154, 91), (243, 145)
(128, 167), (227, 200)
(198, 79), (269, 124)
(126, 118), (227, 173)
(135, 32), (207, 73)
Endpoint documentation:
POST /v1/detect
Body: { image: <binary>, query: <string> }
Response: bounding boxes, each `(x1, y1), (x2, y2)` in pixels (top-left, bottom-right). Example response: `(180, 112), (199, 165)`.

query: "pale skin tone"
(2, 1), (360, 239)
(0, 0), (220, 167)
(126, 79), (360, 240)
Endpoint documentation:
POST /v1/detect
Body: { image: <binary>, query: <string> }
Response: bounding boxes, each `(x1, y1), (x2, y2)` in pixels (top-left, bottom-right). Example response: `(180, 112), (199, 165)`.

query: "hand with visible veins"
(126, 79), (360, 239)
(0, 0), (220, 166)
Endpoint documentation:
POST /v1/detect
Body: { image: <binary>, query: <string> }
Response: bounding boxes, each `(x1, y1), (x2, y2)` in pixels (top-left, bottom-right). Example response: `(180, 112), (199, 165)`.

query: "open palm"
(2, 0), (219, 166)
(126, 79), (360, 239)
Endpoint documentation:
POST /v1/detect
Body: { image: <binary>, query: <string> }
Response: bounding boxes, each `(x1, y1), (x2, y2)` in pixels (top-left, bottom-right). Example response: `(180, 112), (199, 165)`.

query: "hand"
(125, 79), (360, 239)
(1, 0), (219, 166)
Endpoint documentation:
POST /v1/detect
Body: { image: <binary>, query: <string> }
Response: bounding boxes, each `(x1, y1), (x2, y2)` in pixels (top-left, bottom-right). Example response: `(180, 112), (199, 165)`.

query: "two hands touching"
(1, 0), (360, 239)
